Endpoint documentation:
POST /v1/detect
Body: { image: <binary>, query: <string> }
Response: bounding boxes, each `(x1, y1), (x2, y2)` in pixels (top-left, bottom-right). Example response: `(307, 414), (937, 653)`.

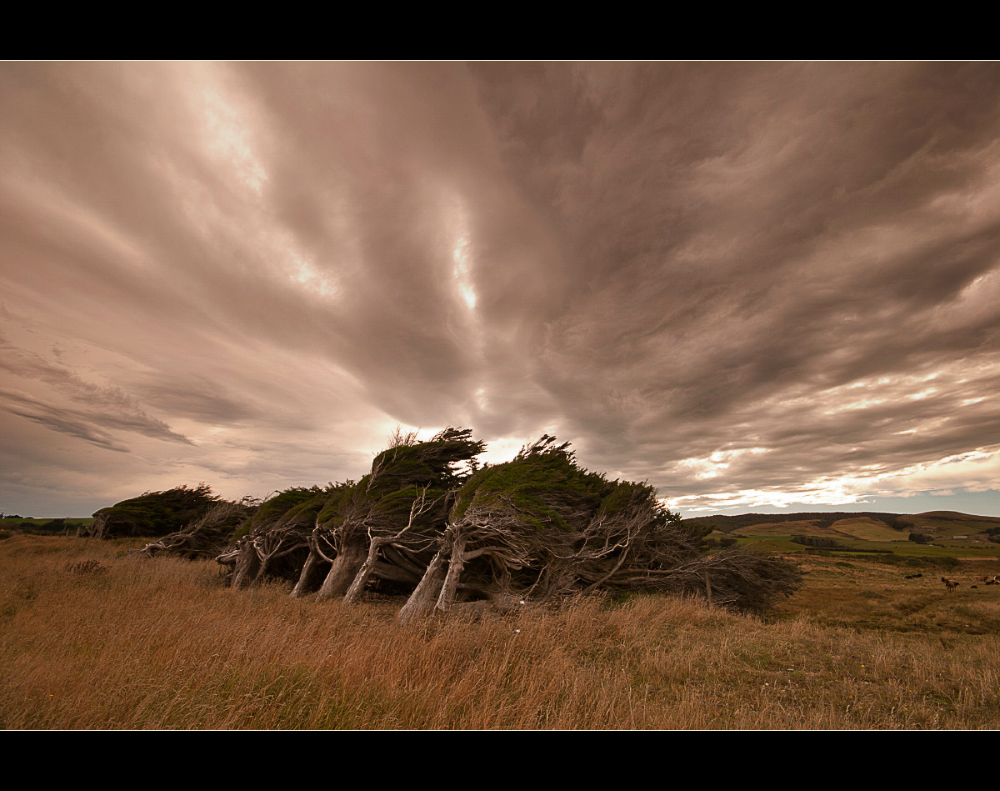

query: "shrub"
(83, 484), (222, 540)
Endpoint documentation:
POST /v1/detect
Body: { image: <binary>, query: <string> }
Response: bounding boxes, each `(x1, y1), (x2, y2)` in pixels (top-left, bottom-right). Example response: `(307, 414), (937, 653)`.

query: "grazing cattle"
(904, 573), (923, 580)
(942, 577), (960, 592)
(986, 576), (1000, 586)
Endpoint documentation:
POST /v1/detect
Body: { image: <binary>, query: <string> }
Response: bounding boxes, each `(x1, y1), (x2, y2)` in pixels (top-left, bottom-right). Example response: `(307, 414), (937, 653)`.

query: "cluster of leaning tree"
(82, 428), (803, 623)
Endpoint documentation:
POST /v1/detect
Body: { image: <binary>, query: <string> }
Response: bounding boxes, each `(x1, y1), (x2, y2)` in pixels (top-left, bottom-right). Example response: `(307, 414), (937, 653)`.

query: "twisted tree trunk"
(315, 539), (367, 600)
(435, 531), (467, 613)
(231, 543), (260, 589)
(343, 537), (391, 605)
(398, 548), (448, 625)
(290, 546), (323, 598)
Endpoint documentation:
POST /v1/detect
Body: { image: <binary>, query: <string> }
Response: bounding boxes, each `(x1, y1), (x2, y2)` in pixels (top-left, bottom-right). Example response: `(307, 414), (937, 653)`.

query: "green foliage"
(598, 480), (649, 518)
(449, 436), (693, 545)
(89, 484), (221, 539)
(315, 481), (359, 528)
(451, 435), (613, 531)
(253, 487), (326, 527)
(228, 524), (252, 543)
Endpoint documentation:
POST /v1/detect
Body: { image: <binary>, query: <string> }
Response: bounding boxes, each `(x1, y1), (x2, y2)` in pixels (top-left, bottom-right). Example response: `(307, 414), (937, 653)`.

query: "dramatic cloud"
(2, 62), (999, 517)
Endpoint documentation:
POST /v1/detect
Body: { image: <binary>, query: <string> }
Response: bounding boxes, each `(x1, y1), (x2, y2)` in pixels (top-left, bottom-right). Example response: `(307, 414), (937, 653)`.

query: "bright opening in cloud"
(187, 62), (269, 199)
(452, 235), (477, 310)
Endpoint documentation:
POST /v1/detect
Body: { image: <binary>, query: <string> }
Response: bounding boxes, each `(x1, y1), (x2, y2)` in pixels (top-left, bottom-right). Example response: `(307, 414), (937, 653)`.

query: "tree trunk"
(231, 547), (260, 590)
(398, 548), (447, 625)
(316, 540), (367, 600)
(290, 548), (322, 598)
(252, 556), (272, 586)
(435, 532), (467, 613)
(343, 538), (387, 605)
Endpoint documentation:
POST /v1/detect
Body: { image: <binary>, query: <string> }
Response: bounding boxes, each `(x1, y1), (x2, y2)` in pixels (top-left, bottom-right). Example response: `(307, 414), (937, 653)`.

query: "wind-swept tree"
(82, 484), (221, 540)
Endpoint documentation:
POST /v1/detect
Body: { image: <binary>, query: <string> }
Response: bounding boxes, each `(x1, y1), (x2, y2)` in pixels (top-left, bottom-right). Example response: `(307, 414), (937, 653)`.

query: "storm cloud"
(2, 62), (999, 517)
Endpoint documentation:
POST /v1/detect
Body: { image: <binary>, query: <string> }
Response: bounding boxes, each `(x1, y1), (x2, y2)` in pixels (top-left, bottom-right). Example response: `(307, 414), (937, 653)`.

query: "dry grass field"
(2, 533), (999, 729)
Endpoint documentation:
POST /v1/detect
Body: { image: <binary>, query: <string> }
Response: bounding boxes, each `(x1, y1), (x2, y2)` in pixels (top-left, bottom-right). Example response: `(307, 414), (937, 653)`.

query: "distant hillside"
(683, 512), (910, 533)
(903, 512), (1000, 539)
(917, 511), (999, 520)
(683, 510), (1000, 541)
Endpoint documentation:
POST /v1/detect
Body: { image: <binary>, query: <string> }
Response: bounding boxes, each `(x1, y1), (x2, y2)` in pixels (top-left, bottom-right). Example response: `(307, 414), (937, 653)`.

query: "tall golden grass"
(2, 534), (999, 729)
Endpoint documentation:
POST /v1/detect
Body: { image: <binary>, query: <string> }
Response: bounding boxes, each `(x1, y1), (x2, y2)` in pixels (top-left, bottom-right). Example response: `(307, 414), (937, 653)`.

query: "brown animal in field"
(941, 577), (960, 592)
(986, 576), (1000, 586)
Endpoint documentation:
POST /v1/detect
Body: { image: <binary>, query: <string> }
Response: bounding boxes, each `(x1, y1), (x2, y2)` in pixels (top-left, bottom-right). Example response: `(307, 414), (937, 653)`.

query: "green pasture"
(730, 533), (1000, 561)
(0, 517), (94, 536)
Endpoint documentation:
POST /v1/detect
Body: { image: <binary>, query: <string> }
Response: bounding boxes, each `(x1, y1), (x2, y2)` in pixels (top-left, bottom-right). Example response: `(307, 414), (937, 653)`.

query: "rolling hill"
(684, 511), (1000, 546)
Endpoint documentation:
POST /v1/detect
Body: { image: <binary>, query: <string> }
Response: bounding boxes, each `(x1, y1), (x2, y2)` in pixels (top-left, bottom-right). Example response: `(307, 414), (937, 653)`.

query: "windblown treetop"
(449, 435), (615, 531)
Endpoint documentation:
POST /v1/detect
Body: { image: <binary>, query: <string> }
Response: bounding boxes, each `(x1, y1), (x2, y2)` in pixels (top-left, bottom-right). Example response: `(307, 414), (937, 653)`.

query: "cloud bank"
(2, 62), (999, 516)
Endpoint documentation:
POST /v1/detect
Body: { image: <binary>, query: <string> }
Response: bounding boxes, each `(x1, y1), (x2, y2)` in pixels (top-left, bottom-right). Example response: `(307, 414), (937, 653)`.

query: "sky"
(2, 61), (1000, 519)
